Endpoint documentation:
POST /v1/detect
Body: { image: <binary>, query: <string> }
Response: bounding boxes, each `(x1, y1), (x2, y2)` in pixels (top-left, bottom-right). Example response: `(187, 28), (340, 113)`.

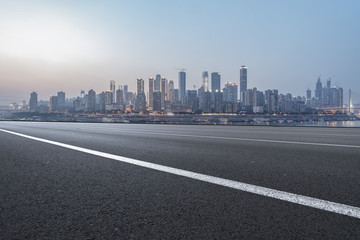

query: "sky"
(0, 0), (360, 104)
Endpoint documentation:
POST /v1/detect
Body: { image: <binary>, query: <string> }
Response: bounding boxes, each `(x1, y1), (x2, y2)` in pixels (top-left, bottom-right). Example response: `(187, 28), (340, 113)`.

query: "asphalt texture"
(0, 121), (360, 239)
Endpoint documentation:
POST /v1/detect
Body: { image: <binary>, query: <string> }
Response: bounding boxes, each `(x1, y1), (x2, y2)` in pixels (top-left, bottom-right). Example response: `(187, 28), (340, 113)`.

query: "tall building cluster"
(306, 77), (343, 108)
(25, 66), (345, 114)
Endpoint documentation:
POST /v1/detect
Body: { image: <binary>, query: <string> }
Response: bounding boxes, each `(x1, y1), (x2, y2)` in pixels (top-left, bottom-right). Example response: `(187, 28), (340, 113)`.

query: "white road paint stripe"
(1, 128), (360, 219)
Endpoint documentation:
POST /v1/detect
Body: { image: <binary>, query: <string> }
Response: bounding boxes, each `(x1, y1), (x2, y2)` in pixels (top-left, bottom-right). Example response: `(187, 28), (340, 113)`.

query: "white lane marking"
(67, 128), (360, 149)
(1, 128), (360, 219)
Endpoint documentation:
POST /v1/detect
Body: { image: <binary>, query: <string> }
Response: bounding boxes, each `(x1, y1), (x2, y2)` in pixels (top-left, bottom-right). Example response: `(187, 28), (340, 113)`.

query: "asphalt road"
(0, 121), (360, 239)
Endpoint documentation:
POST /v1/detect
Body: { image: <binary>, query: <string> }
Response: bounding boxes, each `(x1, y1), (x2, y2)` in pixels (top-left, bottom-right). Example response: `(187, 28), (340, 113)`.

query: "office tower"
(315, 77), (323, 99)
(80, 90), (85, 98)
(173, 89), (180, 103)
(253, 88), (265, 107)
(240, 66), (247, 103)
(105, 90), (113, 105)
(86, 89), (96, 112)
(49, 96), (58, 112)
(148, 77), (155, 108)
(202, 71), (209, 91)
(265, 89), (279, 113)
(211, 72), (221, 93)
(349, 89), (352, 113)
(57, 91), (65, 107)
(124, 85), (129, 105)
(73, 97), (82, 112)
(245, 89), (254, 107)
(161, 77), (168, 108)
(153, 91), (162, 111)
(116, 86), (124, 105)
(327, 79), (331, 89)
(110, 80), (116, 102)
(179, 70), (186, 104)
(135, 92), (146, 112)
(186, 90), (198, 113)
(99, 92), (106, 111)
(223, 82), (238, 102)
(306, 89), (311, 100)
(214, 90), (223, 113)
(137, 78), (144, 95)
(168, 80), (175, 103)
(329, 87), (343, 107)
(155, 74), (161, 91)
(135, 78), (146, 112)
(29, 92), (38, 112)
(201, 91), (211, 113)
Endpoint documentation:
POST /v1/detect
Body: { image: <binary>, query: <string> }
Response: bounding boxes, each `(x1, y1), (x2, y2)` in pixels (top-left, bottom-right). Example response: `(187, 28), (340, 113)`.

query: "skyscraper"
(240, 66), (247, 102)
(86, 89), (96, 112)
(57, 91), (65, 107)
(306, 89), (311, 100)
(153, 91), (162, 112)
(29, 92), (38, 112)
(211, 72), (221, 93)
(161, 77), (168, 108)
(148, 77), (155, 108)
(202, 71), (209, 92)
(155, 74), (161, 91)
(137, 78), (144, 95)
(110, 80), (116, 102)
(315, 77), (323, 100)
(223, 82), (238, 102)
(49, 96), (58, 112)
(179, 70), (186, 104)
(136, 78), (146, 112)
(168, 80), (175, 103)
(116, 86), (124, 105)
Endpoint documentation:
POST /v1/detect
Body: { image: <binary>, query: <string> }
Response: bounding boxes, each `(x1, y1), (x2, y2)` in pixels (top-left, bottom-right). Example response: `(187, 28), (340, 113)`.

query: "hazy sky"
(0, 0), (359, 104)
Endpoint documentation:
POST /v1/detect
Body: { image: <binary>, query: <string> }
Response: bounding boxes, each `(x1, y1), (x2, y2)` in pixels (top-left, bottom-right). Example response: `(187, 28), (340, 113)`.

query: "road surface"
(0, 121), (360, 239)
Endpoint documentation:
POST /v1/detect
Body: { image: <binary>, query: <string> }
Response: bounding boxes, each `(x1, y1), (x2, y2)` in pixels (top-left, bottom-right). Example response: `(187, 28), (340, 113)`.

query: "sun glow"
(0, 16), (94, 62)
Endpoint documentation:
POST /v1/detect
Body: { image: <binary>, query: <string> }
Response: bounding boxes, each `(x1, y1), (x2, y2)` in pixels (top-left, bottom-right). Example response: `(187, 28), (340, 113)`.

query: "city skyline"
(1, 1), (360, 104)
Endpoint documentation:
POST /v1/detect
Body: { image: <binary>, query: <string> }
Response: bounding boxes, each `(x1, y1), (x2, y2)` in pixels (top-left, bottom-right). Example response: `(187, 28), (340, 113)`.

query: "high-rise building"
(201, 91), (211, 113)
(202, 71), (209, 92)
(110, 80), (116, 102)
(57, 91), (65, 107)
(29, 92), (38, 112)
(265, 89), (279, 113)
(173, 89), (180, 103)
(315, 77), (323, 100)
(223, 82), (238, 102)
(148, 77), (155, 108)
(349, 89), (352, 113)
(86, 89), (96, 112)
(211, 72), (221, 93)
(49, 96), (58, 112)
(153, 91), (162, 112)
(116, 86), (124, 105)
(240, 66), (247, 103)
(155, 74), (161, 91)
(137, 78), (144, 95)
(105, 90), (113, 105)
(306, 89), (311, 100)
(186, 90), (198, 113)
(135, 93), (146, 112)
(124, 85), (129, 105)
(329, 87), (343, 107)
(179, 71), (186, 104)
(214, 90), (223, 113)
(168, 80), (175, 103)
(161, 77), (168, 108)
